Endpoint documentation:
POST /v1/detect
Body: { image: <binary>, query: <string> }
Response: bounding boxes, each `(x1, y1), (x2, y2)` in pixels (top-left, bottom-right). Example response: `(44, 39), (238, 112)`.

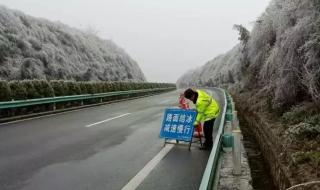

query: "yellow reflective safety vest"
(194, 90), (220, 125)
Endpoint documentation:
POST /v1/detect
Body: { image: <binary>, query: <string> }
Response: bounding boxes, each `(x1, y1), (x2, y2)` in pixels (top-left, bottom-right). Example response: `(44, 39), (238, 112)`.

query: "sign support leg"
(163, 138), (167, 147)
(188, 140), (192, 150)
(188, 128), (195, 150)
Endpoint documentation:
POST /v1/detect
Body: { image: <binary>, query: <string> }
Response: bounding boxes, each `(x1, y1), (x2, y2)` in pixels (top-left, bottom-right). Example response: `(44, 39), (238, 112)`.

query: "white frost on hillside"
(177, 44), (242, 88)
(0, 6), (146, 81)
(178, 0), (320, 106)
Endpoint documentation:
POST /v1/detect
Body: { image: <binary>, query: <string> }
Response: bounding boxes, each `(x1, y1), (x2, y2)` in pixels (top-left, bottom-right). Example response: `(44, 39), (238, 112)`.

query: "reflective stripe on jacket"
(194, 90), (220, 125)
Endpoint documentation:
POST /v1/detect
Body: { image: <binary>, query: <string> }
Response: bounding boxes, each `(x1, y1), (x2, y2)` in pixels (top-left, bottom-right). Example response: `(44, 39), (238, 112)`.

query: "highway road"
(0, 88), (225, 190)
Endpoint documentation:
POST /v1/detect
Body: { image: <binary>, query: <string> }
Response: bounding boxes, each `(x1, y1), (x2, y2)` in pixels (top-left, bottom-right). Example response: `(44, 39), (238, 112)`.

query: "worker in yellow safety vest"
(184, 88), (220, 150)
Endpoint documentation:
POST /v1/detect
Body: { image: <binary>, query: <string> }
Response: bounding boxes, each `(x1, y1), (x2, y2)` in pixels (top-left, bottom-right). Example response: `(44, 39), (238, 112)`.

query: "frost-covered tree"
(233, 24), (250, 44)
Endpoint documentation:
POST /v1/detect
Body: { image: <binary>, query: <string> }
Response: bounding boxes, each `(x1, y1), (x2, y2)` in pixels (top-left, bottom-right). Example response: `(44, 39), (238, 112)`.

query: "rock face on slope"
(0, 6), (146, 81)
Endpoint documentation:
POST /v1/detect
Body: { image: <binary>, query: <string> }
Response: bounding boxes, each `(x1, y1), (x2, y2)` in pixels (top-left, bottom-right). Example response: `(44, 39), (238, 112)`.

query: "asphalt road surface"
(0, 88), (225, 190)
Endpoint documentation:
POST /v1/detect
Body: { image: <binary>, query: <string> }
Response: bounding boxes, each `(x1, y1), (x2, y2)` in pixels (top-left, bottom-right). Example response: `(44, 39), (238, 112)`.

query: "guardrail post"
(232, 129), (242, 175)
(53, 103), (56, 111)
(233, 110), (239, 129)
(223, 121), (233, 152)
(80, 100), (84, 106)
(225, 121), (232, 134)
(100, 98), (103, 103)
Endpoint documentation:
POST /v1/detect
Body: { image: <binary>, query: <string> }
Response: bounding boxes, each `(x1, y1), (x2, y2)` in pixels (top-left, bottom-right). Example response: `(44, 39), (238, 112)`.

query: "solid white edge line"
(121, 144), (174, 190)
(85, 113), (131, 128)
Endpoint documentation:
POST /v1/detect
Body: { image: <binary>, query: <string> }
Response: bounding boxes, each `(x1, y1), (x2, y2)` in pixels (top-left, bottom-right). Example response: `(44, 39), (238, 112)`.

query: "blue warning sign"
(159, 108), (197, 141)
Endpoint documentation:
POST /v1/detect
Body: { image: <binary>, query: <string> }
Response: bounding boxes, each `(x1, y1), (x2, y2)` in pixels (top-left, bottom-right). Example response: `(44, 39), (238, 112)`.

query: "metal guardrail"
(199, 88), (227, 190)
(0, 87), (176, 109)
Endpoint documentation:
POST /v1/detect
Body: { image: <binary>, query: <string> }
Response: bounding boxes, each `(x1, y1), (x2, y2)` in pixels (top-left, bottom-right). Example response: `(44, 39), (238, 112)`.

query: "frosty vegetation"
(177, 0), (320, 177)
(177, 0), (320, 112)
(177, 44), (242, 88)
(0, 79), (175, 118)
(0, 79), (175, 101)
(0, 6), (146, 82)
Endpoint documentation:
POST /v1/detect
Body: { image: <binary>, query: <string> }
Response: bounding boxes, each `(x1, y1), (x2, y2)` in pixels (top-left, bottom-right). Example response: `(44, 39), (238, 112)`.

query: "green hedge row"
(0, 80), (176, 102)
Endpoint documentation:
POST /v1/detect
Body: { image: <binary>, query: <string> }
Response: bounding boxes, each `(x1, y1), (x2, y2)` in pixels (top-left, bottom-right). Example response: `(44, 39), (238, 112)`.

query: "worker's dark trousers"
(203, 118), (215, 147)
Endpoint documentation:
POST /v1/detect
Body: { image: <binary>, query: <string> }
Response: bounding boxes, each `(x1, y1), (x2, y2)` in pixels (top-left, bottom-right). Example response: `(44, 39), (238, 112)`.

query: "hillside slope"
(177, 44), (242, 88)
(177, 0), (320, 186)
(0, 6), (146, 81)
(178, 0), (320, 109)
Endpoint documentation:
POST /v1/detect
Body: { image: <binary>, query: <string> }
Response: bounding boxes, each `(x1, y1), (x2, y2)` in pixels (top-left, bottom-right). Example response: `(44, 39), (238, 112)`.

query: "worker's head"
(184, 88), (196, 101)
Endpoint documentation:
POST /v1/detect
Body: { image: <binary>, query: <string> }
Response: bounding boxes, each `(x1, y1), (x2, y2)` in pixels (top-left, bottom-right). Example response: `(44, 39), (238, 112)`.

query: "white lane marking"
(121, 144), (174, 190)
(0, 95), (151, 126)
(0, 109), (85, 126)
(85, 113), (131, 128)
(0, 104), (122, 127)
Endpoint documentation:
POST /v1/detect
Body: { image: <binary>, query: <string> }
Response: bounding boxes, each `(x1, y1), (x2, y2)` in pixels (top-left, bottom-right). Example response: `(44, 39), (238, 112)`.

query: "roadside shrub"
(5, 80), (175, 99)
(73, 82), (82, 95)
(102, 82), (110, 92)
(108, 82), (115, 92)
(79, 82), (88, 94)
(50, 80), (62, 96)
(89, 82), (98, 94)
(130, 82), (137, 90)
(287, 123), (320, 137)
(21, 80), (39, 99)
(1, 79), (175, 120)
(282, 104), (306, 125)
(9, 81), (27, 100)
(282, 102), (319, 125)
(137, 83), (144, 89)
(32, 80), (54, 98)
(119, 82), (127, 91)
(125, 82), (132, 90)
(113, 82), (121, 91)
(0, 80), (11, 101)
(292, 151), (320, 166)
(50, 80), (69, 96)
(94, 82), (103, 93)
(85, 82), (95, 94)
(65, 81), (81, 95)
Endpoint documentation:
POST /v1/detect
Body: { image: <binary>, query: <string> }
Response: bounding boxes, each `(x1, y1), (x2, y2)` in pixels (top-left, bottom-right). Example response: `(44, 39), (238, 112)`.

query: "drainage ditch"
(239, 118), (278, 190)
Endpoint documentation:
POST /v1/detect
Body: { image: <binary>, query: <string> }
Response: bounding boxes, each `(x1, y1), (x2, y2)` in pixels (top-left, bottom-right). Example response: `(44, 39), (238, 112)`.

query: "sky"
(0, 0), (271, 83)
